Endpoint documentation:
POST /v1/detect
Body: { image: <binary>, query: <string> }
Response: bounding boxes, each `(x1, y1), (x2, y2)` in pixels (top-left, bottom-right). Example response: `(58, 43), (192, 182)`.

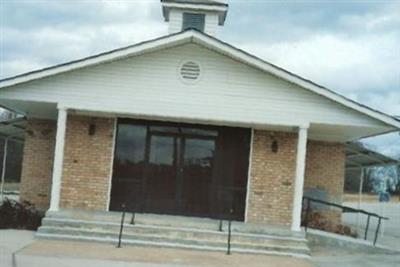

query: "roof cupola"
(161, 0), (228, 36)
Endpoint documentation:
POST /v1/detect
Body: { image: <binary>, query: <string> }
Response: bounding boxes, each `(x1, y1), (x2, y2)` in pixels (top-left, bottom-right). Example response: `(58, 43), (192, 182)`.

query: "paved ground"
(311, 243), (400, 267)
(312, 253), (400, 267)
(1, 228), (399, 267)
(15, 239), (314, 267)
(342, 202), (400, 250)
(0, 229), (35, 267)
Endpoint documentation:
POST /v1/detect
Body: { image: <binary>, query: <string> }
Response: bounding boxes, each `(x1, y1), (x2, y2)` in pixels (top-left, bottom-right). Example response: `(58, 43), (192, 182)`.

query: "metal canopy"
(346, 142), (399, 170)
(0, 117), (26, 142)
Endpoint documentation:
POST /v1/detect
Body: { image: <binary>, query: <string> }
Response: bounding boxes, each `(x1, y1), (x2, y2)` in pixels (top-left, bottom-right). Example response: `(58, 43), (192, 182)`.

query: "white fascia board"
(0, 31), (194, 89)
(65, 103), (308, 129)
(162, 2), (228, 12)
(162, 2), (227, 25)
(190, 32), (400, 129)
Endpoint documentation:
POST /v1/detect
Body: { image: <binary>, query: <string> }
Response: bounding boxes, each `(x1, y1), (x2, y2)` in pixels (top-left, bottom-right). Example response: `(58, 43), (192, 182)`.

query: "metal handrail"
(115, 196), (237, 254)
(226, 208), (233, 255)
(302, 196), (389, 246)
(130, 212), (136, 225)
(117, 203), (126, 248)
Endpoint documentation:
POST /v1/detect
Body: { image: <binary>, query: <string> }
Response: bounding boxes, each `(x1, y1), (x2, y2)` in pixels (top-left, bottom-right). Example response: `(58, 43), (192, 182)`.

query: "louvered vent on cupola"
(180, 61), (201, 82)
(161, 0), (229, 37)
(182, 13), (205, 32)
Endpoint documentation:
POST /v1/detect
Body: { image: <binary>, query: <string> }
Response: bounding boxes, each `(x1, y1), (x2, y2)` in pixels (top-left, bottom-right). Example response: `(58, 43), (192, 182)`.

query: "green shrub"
(0, 198), (44, 230)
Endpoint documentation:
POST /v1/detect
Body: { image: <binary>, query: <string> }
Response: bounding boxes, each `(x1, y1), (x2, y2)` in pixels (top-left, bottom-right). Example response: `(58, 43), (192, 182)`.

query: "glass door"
(110, 119), (251, 221)
(144, 134), (179, 214)
(180, 137), (215, 217)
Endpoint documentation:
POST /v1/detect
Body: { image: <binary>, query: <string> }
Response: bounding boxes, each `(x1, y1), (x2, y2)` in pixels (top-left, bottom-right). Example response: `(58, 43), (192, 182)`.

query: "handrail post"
(117, 204), (126, 248)
(130, 211), (135, 225)
(365, 215), (371, 240)
(218, 219), (223, 232)
(373, 217), (382, 246)
(226, 209), (233, 255)
(297, 196), (388, 243)
(305, 198), (311, 233)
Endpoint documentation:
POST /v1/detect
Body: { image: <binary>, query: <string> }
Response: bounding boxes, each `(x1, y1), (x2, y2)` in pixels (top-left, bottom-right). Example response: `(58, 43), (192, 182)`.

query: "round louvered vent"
(180, 61), (201, 82)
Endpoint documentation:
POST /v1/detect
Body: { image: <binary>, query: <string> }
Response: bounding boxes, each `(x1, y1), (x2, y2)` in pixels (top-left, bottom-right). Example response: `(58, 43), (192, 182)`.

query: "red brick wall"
(246, 130), (297, 226)
(60, 115), (115, 211)
(19, 119), (56, 210)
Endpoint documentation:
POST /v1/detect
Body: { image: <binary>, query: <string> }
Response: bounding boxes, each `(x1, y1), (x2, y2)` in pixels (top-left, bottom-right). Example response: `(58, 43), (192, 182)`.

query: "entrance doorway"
(110, 119), (251, 220)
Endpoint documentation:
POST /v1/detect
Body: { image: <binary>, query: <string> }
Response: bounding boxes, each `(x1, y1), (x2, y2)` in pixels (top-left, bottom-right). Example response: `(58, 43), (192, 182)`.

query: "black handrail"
(130, 212), (136, 225)
(117, 203), (126, 248)
(226, 209), (233, 255)
(365, 215), (371, 240)
(302, 196), (388, 246)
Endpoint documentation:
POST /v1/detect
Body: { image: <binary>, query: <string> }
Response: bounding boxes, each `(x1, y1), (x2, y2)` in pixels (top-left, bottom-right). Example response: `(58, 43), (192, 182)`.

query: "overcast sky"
(1, 0), (399, 156)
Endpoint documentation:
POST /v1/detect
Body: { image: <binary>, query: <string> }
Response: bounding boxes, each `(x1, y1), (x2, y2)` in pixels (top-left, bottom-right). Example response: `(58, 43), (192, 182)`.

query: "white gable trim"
(1, 30), (399, 129)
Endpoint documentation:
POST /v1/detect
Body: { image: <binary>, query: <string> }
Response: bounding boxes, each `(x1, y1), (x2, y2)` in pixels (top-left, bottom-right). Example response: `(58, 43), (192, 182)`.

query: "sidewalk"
(3, 229), (399, 267)
(342, 202), (400, 250)
(12, 238), (314, 267)
(0, 229), (35, 267)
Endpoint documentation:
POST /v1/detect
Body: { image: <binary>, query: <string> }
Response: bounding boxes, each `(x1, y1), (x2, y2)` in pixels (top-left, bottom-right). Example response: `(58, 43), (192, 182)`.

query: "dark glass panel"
(181, 138), (215, 216)
(110, 118), (251, 221)
(110, 124), (147, 211)
(149, 126), (179, 134)
(183, 138), (215, 167)
(181, 128), (218, 137)
(145, 135), (178, 213)
(215, 128), (251, 189)
(149, 135), (175, 166)
(112, 124), (147, 180)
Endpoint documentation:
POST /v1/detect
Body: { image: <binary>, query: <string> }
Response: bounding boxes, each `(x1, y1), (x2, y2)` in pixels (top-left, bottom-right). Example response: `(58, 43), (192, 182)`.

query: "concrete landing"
(16, 239), (315, 267)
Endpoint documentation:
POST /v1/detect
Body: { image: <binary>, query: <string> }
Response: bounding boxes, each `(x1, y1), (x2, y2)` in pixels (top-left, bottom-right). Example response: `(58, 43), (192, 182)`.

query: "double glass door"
(145, 134), (215, 216)
(110, 119), (250, 221)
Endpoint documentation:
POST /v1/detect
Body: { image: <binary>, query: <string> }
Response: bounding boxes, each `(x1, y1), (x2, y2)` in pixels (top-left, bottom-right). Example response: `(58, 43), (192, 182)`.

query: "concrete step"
(41, 217), (307, 246)
(38, 225), (309, 254)
(36, 232), (311, 259)
(36, 229), (310, 259)
(45, 210), (305, 239)
(37, 211), (310, 258)
(37, 217), (310, 258)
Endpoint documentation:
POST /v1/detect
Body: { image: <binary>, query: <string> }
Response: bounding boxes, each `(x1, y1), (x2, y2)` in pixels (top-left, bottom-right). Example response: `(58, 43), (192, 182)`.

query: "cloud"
(222, 0), (400, 116)
(0, 0), (166, 78)
(0, 0), (399, 120)
(363, 131), (400, 159)
(238, 32), (399, 92)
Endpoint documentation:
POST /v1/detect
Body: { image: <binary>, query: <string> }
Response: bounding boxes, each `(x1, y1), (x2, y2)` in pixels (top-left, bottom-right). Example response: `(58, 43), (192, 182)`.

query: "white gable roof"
(1, 29), (399, 130)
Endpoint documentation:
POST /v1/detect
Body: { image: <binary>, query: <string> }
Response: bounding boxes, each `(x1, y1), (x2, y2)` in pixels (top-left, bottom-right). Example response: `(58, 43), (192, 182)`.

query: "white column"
(49, 107), (67, 212)
(291, 125), (309, 232)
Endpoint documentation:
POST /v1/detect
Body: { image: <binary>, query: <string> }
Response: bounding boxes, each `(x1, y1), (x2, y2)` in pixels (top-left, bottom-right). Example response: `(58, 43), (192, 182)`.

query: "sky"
(0, 0), (399, 157)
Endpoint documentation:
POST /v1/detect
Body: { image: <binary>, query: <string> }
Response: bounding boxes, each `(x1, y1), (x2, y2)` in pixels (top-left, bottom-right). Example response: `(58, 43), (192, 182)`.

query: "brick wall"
(60, 115), (115, 211)
(20, 119), (56, 210)
(246, 130), (297, 226)
(304, 141), (346, 223)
